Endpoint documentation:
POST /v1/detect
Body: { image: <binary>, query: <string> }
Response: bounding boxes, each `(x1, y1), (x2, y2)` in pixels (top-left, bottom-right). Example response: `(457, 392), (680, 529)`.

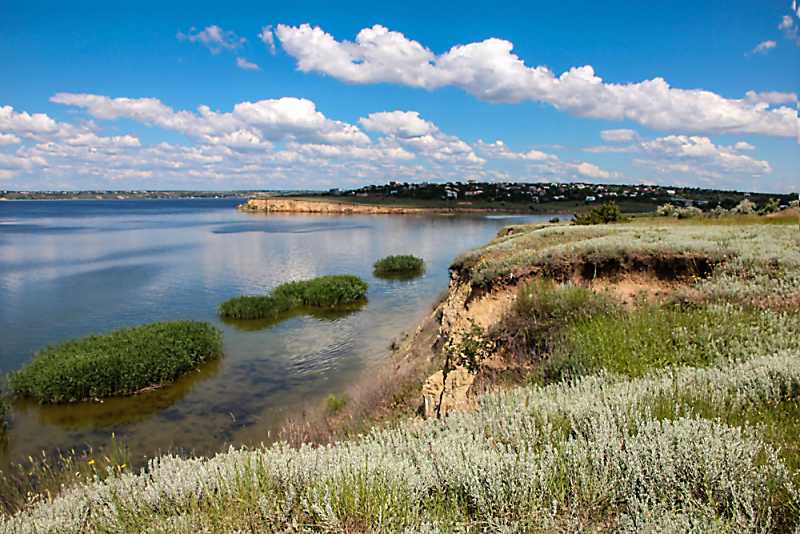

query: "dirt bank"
(239, 197), (533, 214)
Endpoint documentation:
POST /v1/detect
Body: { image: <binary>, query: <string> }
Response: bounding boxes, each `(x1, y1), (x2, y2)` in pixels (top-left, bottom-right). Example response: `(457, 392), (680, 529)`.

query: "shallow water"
(0, 199), (557, 466)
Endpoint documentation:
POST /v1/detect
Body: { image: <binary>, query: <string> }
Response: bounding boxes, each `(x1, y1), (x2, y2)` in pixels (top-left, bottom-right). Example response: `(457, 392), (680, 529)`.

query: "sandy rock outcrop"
(240, 198), (434, 214)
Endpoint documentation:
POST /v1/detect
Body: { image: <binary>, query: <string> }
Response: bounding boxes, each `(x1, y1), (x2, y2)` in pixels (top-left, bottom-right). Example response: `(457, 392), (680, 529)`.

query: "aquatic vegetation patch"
(373, 254), (425, 279)
(8, 321), (222, 404)
(218, 275), (368, 320)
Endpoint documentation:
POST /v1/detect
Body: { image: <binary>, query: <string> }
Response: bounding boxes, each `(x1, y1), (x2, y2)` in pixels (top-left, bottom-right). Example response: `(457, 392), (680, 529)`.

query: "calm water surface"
(0, 199), (556, 466)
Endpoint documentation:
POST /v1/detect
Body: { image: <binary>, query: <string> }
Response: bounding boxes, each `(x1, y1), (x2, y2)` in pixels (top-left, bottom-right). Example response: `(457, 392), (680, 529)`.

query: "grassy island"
(373, 254), (425, 279)
(218, 275), (368, 320)
(8, 321), (222, 404)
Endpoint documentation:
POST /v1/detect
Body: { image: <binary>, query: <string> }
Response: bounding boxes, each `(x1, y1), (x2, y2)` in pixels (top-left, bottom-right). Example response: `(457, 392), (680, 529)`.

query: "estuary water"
(0, 199), (556, 466)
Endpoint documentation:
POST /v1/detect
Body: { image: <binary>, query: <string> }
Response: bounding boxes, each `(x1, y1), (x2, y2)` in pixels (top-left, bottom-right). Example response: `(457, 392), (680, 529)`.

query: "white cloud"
(475, 140), (555, 161)
(259, 25), (276, 55)
(745, 90), (798, 105)
(474, 139), (616, 183)
(751, 40), (777, 54)
(275, 23), (799, 139)
(583, 144), (637, 154)
(0, 106), (59, 134)
(0, 152), (47, 171)
(359, 111), (435, 137)
(2, 96), (787, 191)
(583, 133), (772, 183)
(575, 162), (610, 179)
(63, 132), (140, 148)
(236, 57), (260, 71)
(779, 14), (800, 45)
(0, 133), (21, 145)
(177, 25), (245, 54)
(600, 129), (638, 143)
(50, 93), (370, 146)
(638, 135), (771, 176)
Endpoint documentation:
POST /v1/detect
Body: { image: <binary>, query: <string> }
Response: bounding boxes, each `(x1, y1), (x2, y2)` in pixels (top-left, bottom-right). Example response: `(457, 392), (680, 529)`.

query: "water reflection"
(0, 199), (562, 468)
(12, 357), (223, 430)
(221, 302), (367, 332)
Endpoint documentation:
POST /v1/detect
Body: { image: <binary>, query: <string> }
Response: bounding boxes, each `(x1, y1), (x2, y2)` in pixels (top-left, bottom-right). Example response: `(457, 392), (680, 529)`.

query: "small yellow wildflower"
(87, 459), (95, 466)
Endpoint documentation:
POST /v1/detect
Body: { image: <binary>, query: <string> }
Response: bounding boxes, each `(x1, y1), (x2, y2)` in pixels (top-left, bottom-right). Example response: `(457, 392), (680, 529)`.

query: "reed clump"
(8, 321), (222, 403)
(218, 275), (368, 320)
(373, 255), (425, 279)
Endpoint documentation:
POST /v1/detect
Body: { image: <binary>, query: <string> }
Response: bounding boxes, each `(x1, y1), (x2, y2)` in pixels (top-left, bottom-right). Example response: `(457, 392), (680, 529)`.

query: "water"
(0, 199), (557, 466)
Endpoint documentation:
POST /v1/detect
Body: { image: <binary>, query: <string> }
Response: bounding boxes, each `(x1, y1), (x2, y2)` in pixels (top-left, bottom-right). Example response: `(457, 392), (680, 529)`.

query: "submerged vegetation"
(8, 322), (222, 404)
(3, 212), (800, 530)
(218, 275), (368, 320)
(373, 255), (425, 279)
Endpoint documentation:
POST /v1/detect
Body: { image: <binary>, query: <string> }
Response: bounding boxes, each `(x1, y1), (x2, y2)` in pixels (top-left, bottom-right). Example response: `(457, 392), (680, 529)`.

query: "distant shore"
(238, 195), (610, 215)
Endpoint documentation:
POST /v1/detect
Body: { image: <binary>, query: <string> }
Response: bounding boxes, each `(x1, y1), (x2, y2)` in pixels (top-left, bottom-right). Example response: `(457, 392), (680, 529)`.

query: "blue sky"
(0, 0), (798, 192)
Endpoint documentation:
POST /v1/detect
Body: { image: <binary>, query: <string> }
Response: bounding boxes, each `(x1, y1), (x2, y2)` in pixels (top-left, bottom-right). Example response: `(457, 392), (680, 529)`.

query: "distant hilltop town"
(320, 180), (796, 210)
(2, 182), (796, 210)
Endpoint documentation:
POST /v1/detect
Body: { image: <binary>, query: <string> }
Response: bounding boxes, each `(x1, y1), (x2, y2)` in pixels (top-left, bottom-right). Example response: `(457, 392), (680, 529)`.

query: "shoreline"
(239, 196), (560, 215)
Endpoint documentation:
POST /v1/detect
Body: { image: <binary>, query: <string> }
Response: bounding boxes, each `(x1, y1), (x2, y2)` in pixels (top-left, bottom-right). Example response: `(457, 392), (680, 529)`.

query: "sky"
(0, 0), (798, 192)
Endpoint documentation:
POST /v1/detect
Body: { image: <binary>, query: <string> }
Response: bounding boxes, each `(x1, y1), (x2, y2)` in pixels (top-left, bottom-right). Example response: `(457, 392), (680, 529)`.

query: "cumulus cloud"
(359, 111), (436, 137)
(1, 96), (784, 191)
(50, 93), (370, 146)
(236, 57), (260, 71)
(473, 139), (616, 182)
(636, 135), (772, 176)
(751, 40), (777, 54)
(259, 25), (276, 55)
(0, 133), (21, 145)
(1, 99), (495, 188)
(779, 14), (800, 45)
(583, 132), (772, 183)
(575, 162), (610, 179)
(600, 129), (638, 143)
(0, 105), (58, 134)
(474, 140), (555, 161)
(274, 23), (799, 139)
(177, 25), (246, 54)
(745, 90), (798, 105)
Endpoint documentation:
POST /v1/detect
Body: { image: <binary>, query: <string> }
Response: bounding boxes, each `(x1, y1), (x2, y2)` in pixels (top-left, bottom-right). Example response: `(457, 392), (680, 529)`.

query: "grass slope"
(1, 353), (798, 532)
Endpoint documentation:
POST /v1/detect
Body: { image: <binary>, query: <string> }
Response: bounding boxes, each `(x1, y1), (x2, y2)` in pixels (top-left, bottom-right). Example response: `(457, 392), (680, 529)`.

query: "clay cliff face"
(240, 198), (435, 214)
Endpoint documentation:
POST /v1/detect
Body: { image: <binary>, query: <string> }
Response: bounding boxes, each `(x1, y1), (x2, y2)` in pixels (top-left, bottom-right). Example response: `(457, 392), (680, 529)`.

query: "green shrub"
(218, 275), (368, 320)
(444, 320), (495, 374)
(497, 279), (618, 359)
(759, 198), (780, 215)
(373, 255), (425, 278)
(731, 198), (756, 214)
(0, 397), (6, 435)
(324, 393), (348, 415)
(541, 304), (800, 382)
(573, 202), (627, 225)
(8, 322), (223, 403)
